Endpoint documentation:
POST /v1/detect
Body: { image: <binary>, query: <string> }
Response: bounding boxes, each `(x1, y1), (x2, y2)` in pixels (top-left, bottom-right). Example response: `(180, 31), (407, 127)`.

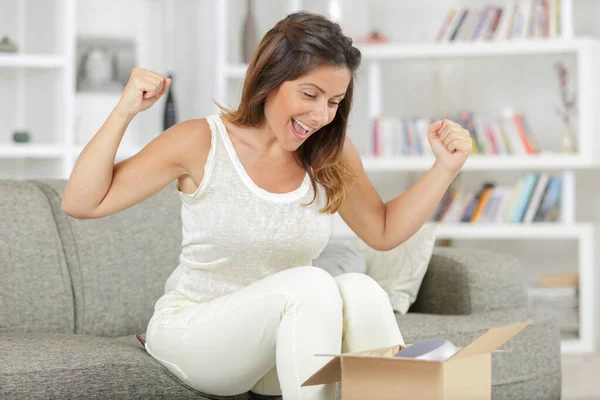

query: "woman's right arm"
(62, 68), (207, 219)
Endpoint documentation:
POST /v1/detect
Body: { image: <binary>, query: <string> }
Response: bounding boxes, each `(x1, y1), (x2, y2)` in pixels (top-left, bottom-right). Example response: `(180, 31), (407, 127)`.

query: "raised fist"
(116, 68), (171, 116)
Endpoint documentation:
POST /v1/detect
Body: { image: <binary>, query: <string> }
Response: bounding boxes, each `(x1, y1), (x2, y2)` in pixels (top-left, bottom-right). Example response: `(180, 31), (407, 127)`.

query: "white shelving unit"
(0, 0), (76, 178)
(0, 54), (67, 68)
(0, 0), (141, 177)
(353, 0), (598, 355)
(214, 0), (598, 354)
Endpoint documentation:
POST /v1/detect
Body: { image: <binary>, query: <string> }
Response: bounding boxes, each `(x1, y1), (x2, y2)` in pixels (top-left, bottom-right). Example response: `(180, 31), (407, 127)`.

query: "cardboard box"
(303, 320), (531, 400)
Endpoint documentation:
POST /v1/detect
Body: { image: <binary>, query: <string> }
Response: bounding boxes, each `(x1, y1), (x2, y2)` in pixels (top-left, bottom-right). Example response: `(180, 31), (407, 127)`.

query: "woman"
(62, 11), (472, 400)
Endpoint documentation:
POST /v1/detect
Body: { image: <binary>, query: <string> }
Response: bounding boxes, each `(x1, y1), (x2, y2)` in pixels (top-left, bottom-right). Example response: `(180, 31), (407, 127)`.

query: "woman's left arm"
(338, 119), (472, 251)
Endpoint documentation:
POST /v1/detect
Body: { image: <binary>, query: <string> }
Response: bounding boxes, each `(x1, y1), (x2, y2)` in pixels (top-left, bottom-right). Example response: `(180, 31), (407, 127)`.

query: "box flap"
(346, 343), (401, 358)
(449, 320), (531, 361)
(302, 344), (401, 386)
(302, 356), (341, 386)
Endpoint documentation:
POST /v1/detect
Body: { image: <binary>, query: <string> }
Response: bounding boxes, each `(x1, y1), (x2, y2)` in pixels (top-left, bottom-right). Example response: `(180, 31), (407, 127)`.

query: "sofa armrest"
(409, 247), (528, 315)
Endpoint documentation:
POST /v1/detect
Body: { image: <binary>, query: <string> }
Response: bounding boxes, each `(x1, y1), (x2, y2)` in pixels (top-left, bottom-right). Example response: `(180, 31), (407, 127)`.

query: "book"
(522, 172), (550, 223)
(462, 182), (495, 222)
(434, 0), (563, 42)
(533, 176), (562, 222)
(436, 9), (458, 42)
(510, 173), (538, 223)
(539, 273), (579, 287)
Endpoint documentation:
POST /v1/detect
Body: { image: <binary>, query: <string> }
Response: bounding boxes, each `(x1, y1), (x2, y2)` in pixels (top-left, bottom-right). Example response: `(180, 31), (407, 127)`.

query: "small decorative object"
(554, 62), (577, 153)
(360, 30), (389, 44)
(76, 37), (136, 93)
(560, 121), (576, 154)
(241, 0), (259, 63)
(12, 130), (31, 143)
(0, 35), (18, 52)
(162, 73), (177, 131)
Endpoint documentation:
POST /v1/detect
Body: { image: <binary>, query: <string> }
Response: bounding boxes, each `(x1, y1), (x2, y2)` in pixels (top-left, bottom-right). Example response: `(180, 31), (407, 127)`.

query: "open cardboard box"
(303, 320), (531, 400)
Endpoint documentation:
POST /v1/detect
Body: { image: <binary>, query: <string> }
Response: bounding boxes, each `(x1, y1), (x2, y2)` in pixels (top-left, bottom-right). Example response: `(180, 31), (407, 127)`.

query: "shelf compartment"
(356, 38), (596, 60)
(0, 144), (65, 159)
(0, 54), (67, 69)
(361, 154), (595, 171)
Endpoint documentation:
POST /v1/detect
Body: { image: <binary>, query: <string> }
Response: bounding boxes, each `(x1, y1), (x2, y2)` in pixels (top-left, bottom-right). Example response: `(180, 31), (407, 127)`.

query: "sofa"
(0, 179), (562, 399)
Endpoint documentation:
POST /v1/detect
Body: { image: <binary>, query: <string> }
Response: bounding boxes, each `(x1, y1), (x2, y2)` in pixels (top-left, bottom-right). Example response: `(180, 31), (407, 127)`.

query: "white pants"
(145, 266), (404, 400)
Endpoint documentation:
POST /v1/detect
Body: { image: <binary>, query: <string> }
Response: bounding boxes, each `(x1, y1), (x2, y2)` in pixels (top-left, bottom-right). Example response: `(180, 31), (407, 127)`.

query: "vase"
(0, 36), (18, 52)
(242, 0), (259, 64)
(12, 130), (30, 143)
(162, 73), (177, 131)
(560, 122), (576, 153)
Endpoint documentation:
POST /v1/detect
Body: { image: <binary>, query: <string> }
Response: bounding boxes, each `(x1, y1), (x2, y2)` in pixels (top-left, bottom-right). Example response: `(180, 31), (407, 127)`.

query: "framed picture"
(76, 37), (136, 93)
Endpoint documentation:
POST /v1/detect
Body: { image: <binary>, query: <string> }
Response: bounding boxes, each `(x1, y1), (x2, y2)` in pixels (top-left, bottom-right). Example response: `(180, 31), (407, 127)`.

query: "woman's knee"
(282, 266), (342, 307)
(335, 273), (390, 303)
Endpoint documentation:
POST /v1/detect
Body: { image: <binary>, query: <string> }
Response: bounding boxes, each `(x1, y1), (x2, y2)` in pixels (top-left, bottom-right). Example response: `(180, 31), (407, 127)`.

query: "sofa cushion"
(410, 247), (528, 315)
(312, 239), (367, 276)
(35, 180), (182, 337)
(397, 308), (561, 399)
(0, 180), (74, 334)
(0, 332), (231, 400)
(359, 223), (437, 314)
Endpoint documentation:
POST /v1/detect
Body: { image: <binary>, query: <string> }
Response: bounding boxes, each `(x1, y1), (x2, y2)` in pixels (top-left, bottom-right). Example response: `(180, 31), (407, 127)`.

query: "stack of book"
(528, 273), (579, 336)
(372, 110), (540, 157)
(432, 172), (561, 224)
(436, 0), (564, 42)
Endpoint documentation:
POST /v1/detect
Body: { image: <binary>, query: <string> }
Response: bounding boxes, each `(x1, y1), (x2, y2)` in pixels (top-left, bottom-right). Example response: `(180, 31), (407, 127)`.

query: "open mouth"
(291, 118), (311, 140)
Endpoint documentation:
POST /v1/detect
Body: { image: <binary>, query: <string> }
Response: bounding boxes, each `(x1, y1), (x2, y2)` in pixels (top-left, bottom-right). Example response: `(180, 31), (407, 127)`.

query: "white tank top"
(155, 114), (331, 308)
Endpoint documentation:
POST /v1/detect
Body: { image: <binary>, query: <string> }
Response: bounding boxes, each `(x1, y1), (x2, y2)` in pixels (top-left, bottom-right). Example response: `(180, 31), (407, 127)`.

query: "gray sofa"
(0, 180), (561, 399)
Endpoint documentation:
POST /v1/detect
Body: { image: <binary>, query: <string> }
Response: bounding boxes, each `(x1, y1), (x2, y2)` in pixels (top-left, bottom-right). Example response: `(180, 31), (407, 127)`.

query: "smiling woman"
(141, 12), (405, 400)
(61, 9), (468, 400)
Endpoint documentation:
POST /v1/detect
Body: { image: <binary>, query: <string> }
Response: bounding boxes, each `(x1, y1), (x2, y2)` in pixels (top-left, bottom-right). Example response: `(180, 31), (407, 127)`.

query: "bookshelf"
(213, 0), (598, 354)
(355, 1), (598, 354)
(0, 0), (177, 178)
(353, 2), (598, 355)
(0, 0), (76, 178)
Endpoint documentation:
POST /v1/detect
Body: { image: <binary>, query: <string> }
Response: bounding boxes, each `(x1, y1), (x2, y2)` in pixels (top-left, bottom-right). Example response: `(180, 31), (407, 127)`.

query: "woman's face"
(263, 64), (351, 152)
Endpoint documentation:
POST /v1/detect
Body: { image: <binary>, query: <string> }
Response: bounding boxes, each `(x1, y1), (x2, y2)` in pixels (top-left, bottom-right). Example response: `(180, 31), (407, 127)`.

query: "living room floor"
(562, 344), (600, 399)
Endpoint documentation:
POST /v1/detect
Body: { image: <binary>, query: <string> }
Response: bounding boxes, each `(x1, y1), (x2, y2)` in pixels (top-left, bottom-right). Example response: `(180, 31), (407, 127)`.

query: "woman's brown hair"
(217, 11), (361, 214)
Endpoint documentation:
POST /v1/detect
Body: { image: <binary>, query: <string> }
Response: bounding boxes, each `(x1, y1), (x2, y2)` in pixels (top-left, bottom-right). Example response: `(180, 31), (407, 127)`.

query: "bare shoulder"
(170, 118), (213, 169)
(341, 135), (363, 176)
(168, 117), (213, 194)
